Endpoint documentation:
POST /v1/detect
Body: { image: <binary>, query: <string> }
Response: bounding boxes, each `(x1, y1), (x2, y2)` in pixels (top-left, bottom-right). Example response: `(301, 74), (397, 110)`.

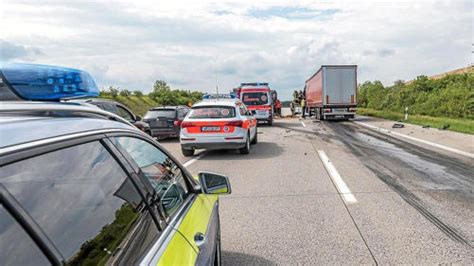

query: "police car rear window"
(188, 106), (236, 119)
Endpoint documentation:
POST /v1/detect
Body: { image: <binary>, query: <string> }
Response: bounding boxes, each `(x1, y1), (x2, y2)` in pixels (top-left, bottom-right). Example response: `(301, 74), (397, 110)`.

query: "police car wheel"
(181, 147), (195, 157)
(250, 129), (258, 145)
(239, 134), (250, 154)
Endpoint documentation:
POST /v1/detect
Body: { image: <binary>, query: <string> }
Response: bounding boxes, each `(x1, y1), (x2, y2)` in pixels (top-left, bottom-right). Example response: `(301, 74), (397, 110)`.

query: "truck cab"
(239, 83), (274, 125)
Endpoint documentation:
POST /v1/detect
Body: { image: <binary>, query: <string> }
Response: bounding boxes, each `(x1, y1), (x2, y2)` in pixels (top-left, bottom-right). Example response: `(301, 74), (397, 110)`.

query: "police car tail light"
(324, 108), (332, 113)
(0, 63), (99, 101)
(181, 121), (195, 128)
(226, 120), (243, 127)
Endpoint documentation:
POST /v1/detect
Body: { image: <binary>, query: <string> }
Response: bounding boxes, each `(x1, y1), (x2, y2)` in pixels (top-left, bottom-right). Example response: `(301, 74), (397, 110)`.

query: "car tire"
(181, 147), (194, 157)
(250, 129), (258, 145)
(214, 208), (222, 266)
(214, 224), (222, 266)
(239, 133), (250, 154)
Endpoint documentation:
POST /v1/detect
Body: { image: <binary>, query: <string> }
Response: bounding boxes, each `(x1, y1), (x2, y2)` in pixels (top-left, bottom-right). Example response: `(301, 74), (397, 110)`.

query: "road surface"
(159, 118), (473, 264)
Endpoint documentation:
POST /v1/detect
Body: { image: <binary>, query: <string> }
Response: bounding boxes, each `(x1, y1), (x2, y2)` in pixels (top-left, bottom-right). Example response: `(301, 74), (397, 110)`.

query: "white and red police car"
(180, 98), (258, 156)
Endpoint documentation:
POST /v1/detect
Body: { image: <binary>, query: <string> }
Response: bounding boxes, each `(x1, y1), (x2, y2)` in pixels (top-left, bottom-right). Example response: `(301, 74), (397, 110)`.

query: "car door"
(109, 135), (219, 265)
(240, 104), (257, 138)
(0, 140), (162, 265)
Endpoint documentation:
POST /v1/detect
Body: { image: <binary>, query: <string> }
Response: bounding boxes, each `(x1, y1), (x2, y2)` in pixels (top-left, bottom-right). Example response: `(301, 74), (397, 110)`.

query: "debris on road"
(392, 123), (405, 128)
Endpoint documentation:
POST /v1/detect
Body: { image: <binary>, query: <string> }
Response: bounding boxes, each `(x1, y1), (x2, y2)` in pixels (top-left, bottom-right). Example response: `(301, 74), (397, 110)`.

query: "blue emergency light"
(0, 63), (99, 101)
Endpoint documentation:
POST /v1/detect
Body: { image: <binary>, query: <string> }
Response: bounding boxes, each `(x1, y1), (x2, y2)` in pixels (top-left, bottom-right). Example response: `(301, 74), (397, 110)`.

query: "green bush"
(358, 71), (474, 119)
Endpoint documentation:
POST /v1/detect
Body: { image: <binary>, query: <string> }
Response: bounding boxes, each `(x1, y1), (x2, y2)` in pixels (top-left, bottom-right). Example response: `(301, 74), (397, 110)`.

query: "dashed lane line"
(182, 152), (206, 167)
(317, 150), (357, 204)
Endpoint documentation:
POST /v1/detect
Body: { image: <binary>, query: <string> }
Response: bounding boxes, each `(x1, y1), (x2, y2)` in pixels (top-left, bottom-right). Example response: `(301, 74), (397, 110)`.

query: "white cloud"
(0, 0), (471, 100)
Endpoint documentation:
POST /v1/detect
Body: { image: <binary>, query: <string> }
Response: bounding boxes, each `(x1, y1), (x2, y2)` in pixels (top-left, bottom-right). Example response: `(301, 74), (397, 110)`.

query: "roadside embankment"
(354, 115), (474, 156)
(357, 108), (474, 135)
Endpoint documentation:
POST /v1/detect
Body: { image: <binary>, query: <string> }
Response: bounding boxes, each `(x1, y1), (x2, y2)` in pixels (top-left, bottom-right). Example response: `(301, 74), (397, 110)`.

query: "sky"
(1, 0), (472, 100)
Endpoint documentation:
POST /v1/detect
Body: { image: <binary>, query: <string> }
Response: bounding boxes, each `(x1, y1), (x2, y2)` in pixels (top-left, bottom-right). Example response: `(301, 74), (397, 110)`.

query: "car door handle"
(194, 232), (206, 249)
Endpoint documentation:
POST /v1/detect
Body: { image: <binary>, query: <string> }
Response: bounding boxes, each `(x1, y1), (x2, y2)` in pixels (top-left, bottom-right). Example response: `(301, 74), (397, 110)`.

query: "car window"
(144, 109), (176, 119)
(116, 105), (134, 121)
(188, 106), (236, 119)
(0, 204), (50, 266)
(0, 141), (160, 264)
(239, 105), (248, 116)
(177, 108), (187, 119)
(111, 137), (191, 218)
(242, 92), (269, 106)
(101, 102), (119, 114)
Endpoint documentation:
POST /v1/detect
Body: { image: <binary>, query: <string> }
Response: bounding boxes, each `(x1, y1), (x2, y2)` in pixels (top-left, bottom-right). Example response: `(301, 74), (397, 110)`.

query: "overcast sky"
(1, 0), (472, 100)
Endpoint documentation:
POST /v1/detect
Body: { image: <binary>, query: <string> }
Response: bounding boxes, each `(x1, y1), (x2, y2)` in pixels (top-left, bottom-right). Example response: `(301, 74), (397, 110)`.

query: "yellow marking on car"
(175, 194), (218, 252)
(157, 231), (197, 265)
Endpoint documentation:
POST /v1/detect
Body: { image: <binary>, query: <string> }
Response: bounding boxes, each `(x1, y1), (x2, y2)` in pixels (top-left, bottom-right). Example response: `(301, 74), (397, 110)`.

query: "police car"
(180, 96), (258, 156)
(0, 63), (230, 265)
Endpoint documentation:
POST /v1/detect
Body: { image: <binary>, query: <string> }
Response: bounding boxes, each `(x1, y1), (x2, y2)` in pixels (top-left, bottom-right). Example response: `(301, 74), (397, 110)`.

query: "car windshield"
(188, 106), (236, 119)
(144, 109), (176, 119)
(242, 92), (269, 106)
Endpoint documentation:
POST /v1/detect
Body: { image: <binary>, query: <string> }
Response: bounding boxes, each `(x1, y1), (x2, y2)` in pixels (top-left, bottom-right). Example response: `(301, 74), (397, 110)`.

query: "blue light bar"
(0, 63), (99, 101)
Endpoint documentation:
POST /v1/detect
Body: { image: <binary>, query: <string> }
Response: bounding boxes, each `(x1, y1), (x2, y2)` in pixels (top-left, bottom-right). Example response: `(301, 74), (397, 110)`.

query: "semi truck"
(305, 65), (357, 120)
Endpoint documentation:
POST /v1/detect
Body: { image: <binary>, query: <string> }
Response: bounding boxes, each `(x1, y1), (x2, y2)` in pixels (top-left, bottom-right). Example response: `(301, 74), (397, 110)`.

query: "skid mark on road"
(368, 165), (472, 247)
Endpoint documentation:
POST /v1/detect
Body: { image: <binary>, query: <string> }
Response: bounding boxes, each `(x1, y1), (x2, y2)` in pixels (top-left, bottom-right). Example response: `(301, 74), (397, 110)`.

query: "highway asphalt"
(159, 118), (473, 264)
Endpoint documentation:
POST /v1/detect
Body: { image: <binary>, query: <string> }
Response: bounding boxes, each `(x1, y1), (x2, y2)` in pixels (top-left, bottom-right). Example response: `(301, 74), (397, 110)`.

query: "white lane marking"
(354, 121), (474, 159)
(301, 121), (306, 128)
(317, 150), (357, 204)
(182, 152), (206, 167)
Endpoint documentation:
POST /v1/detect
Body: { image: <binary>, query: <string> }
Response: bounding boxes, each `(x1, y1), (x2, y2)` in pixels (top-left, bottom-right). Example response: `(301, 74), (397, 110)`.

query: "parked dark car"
(144, 106), (189, 139)
(72, 99), (151, 135)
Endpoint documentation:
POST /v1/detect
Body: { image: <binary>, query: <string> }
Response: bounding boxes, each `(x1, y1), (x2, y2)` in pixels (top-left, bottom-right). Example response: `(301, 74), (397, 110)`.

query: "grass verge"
(99, 95), (159, 116)
(357, 108), (474, 135)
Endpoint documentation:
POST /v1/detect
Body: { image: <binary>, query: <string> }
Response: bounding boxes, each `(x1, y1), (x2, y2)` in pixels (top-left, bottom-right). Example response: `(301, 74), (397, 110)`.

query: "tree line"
(357, 72), (474, 119)
(99, 80), (203, 106)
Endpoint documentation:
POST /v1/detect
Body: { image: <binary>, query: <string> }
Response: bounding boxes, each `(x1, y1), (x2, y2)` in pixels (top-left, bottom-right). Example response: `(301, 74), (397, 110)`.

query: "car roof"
(192, 99), (241, 108)
(149, 106), (187, 110)
(0, 102), (137, 150)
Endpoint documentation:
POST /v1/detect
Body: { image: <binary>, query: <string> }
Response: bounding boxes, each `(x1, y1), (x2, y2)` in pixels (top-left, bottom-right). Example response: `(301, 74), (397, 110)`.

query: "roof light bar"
(0, 63), (99, 101)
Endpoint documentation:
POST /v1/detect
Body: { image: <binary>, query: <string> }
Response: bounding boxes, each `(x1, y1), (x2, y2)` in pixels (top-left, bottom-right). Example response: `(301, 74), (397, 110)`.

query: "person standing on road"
(301, 98), (306, 118)
(275, 99), (281, 117)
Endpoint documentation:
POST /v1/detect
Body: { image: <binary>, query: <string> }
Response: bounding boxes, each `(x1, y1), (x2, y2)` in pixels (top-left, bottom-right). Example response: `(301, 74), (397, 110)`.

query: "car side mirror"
(136, 115), (142, 121)
(198, 171), (231, 195)
(251, 110), (256, 115)
(246, 111), (253, 116)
